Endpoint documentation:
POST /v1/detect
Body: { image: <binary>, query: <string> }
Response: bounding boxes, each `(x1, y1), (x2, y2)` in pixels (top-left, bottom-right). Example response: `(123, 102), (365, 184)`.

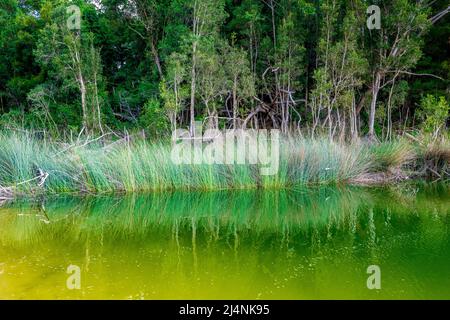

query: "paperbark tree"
(187, 0), (226, 136)
(364, 0), (431, 139)
(224, 45), (255, 129)
(35, 3), (106, 134)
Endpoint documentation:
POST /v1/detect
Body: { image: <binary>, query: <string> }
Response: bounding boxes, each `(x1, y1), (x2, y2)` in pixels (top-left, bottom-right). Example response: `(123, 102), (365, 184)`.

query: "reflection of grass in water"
(0, 185), (448, 248)
(0, 185), (449, 300)
(0, 187), (368, 244)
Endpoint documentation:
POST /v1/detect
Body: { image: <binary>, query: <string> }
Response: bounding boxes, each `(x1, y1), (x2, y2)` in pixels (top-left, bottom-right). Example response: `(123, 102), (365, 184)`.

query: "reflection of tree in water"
(0, 185), (449, 299)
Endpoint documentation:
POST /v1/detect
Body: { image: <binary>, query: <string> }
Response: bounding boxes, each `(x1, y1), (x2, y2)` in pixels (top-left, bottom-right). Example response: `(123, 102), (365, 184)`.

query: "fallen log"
(0, 168), (49, 201)
(0, 185), (14, 200)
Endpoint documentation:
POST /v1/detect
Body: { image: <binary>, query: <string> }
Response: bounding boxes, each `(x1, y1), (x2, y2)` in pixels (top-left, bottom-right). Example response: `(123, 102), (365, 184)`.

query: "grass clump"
(414, 138), (450, 181)
(0, 131), (447, 196)
(368, 140), (415, 172)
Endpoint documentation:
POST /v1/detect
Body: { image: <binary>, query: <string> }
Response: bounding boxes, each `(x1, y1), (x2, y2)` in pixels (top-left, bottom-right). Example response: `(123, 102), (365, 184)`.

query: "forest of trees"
(0, 0), (449, 140)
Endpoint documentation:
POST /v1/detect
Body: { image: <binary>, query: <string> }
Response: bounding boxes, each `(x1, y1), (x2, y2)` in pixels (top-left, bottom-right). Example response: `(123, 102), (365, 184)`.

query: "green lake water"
(0, 184), (449, 300)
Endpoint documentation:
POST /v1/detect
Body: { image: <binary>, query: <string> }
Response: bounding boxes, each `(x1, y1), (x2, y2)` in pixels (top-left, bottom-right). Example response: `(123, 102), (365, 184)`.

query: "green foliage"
(139, 98), (170, 137)
(223, 44), (255, 110)
(0, 0), (448, 137)
(417, 95), (449, 136)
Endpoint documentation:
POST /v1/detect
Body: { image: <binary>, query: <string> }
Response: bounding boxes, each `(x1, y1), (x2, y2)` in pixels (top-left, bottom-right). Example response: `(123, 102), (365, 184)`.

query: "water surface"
(0, 185), (449, 299)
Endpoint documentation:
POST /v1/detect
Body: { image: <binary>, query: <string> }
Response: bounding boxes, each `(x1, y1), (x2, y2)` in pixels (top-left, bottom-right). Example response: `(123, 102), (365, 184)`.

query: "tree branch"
(430, 6), (450, 24)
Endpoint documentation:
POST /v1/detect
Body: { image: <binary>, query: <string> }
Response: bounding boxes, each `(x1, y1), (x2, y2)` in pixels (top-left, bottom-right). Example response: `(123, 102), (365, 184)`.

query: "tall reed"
(0, 132), (444, 194)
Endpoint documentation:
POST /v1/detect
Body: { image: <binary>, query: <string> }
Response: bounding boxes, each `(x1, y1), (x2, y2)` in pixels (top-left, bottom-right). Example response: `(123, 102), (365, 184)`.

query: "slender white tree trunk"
(190, 41), (197, 136)
(368, 72), (381, 138)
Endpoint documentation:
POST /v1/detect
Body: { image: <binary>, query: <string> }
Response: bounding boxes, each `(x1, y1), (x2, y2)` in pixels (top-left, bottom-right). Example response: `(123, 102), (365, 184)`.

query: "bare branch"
(430, 6), (450, 24)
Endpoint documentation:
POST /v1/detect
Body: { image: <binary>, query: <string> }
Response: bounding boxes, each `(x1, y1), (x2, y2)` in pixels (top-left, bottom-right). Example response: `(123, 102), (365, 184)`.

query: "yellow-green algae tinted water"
(0, 185), (449, 300)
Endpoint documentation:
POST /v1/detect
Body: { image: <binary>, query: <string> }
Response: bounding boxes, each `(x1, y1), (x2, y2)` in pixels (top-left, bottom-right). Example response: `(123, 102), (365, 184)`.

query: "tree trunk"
(78, 72), (87, 131)
(73, 40), (88, 133)
(93, 68), (103, 135)
(190, 41), (197, 137)
(150, 40), (163, 79)
(269, 0), (276, 49)
(233, 75), (238, 129)
(327, 103), (332, 139)
(368, 72), (381, 138)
